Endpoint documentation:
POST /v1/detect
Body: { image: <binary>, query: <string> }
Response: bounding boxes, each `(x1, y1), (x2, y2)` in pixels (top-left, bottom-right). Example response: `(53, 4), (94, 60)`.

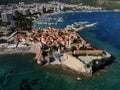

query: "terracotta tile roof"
(14, 28), (96, 54)
(67, 52), (73, 56)
(75, 50), (103, 54)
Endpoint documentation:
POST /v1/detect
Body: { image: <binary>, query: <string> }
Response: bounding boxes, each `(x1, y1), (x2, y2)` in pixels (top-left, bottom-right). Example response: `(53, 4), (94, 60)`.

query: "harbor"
(33, 16), (64, 27)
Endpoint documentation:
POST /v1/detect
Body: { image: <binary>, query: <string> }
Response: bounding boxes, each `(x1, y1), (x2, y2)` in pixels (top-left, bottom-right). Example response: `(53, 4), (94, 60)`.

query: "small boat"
(57, 17), (64, 22)
(37, 60), (41, 64)
(77, 77), (82, 81)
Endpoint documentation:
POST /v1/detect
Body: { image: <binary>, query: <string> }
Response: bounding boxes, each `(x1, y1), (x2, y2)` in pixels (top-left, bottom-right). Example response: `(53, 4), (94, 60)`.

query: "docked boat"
(57, 17), (64, 22)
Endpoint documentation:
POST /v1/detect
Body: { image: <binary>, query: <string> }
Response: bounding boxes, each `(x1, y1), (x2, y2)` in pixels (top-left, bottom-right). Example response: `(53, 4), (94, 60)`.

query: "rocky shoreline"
(0, 29), (113, 77)
(0, 46), (113, 77)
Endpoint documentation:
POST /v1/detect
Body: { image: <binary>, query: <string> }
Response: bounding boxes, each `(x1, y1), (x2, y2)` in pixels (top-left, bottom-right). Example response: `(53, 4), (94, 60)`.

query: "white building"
(23, 8), (30, 15)
(35, 3), (39, 12)
(1, 12), (13, 23)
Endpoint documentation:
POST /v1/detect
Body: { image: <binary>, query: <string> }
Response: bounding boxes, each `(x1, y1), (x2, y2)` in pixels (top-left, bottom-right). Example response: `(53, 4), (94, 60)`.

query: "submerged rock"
(19, 80), (32, 90)
(77, 77), (82, 81)
(0, 76), (4, 84)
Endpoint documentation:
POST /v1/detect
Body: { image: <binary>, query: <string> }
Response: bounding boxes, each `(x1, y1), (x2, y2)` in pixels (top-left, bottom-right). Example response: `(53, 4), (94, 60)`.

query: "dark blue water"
(1, 12), (120, 90)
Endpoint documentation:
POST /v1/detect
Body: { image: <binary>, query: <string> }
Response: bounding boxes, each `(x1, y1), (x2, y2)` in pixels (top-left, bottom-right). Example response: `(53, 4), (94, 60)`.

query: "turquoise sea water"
(1, 12), (120, 90)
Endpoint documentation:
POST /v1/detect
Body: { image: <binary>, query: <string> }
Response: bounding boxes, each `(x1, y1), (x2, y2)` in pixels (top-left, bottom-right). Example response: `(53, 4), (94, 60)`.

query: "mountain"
(0, 0), (120, 10)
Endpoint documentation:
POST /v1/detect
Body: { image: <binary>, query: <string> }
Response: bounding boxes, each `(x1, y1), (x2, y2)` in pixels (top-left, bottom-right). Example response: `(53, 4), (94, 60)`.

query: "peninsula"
(0, 1), (112, 76)
(0, 27), (111, 76)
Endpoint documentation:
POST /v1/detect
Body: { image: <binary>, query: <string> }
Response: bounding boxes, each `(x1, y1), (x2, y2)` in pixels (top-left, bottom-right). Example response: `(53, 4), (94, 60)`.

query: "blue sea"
(1, 12), (120, 90)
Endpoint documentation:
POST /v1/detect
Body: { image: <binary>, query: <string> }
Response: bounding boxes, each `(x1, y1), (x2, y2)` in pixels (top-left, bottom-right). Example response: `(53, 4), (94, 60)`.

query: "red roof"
(75, 50), (103, 54)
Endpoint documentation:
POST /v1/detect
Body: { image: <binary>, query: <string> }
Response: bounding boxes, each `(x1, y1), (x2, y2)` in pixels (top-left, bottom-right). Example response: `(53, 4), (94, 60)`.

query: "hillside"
(0, 0), (120, 10)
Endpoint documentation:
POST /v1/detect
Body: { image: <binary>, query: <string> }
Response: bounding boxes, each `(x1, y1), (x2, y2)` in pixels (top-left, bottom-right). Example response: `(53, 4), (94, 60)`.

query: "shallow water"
(1, 12), (120, 90)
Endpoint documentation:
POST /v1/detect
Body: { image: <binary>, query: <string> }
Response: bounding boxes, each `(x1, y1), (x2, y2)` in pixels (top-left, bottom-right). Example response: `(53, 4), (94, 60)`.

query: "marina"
(34, 17), (64, 26)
